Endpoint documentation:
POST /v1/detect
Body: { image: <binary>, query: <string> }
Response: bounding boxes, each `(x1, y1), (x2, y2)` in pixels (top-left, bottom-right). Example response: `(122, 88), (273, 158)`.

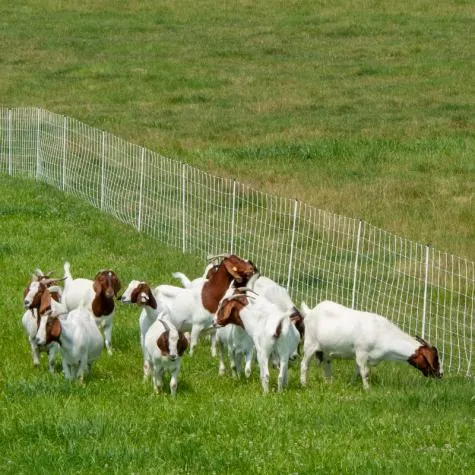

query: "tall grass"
(1, 0), (473, 258)
(1, 176), (473, 474)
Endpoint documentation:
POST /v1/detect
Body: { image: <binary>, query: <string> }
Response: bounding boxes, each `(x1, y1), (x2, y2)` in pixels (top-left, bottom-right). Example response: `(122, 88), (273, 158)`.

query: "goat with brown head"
(408, 336), (442, 378)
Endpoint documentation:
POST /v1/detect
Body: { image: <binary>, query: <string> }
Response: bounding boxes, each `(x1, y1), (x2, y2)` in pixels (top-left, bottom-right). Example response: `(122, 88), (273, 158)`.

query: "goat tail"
(63, 261), (72, 280)
(172, 272), (192, 289)
(300, 302), (310, 319)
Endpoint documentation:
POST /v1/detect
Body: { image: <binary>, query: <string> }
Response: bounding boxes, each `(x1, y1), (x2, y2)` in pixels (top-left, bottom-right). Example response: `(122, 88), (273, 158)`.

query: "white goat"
(22, 271), (63, 372)
(246, 273), (304, 354)
(153, 284), (215, 357)
(62, 261), (121, 355)
(144, 317), (188, 396)
(216, 289), (300, 393)
(299, 300), (442, 389)
(120, 280), (159, 380)
(215, 325), (254, 378)
(36, 291), (104, 383)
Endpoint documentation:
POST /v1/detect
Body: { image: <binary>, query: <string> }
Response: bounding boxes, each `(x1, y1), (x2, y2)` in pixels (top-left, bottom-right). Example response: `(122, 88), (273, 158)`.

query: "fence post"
(100, 130), (105, 211)
(7, 109), (12, 176)
(182, 163), (186, 254)
(61, 115), (67, 191)
(230, 179), (236, 254)
(351, 219), (363, 309)
(137, 147), (145, 232)
(421, 244), (430, 339)
(286, 199), (299, 291)
(36, 108), (41, 181)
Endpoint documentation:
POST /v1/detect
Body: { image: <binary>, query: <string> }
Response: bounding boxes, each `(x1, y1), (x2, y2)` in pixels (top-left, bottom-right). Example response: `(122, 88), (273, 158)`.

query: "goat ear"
(39, 291), (52, 315)
(223, 259), (242, 282)
(157, 332), (169, 355)
(177, 332), (188, 356)
(93, 279), (102, 294)
(112, 275), (121, 294)
(147, 288), (157, 310)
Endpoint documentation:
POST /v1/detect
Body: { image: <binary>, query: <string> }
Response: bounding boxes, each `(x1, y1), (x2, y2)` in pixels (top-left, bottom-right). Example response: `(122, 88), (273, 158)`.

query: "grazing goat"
(22, 270), (63, 372)
(120, 280), (159, 380)
(62, 262), (121, 355)
(36, 288), (104, 383)
(299, 300), (442, 389)
(144, 317), (188, 395)
(216, 288), (300, 393)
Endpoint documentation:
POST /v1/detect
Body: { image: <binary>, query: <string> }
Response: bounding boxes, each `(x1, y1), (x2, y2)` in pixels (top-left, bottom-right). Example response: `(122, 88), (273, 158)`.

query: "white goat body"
(216, 290), (300, 393)
(144, 317), (188, 395)
(36, 297), (104, 382)
(300, 300), (442, 389)
(215, 324), (254, 378)
(120, 280), (160, 380)
(62, 262), (121, 355)
(153, 284), (214, 356)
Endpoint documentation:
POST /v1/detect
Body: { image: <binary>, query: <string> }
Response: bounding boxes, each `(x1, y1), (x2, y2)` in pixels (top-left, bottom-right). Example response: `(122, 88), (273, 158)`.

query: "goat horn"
(226, 294), (255, 302)
(206, 253), (230, 262)
(415, 335), (431, 348)
(236, 287), (259, 296)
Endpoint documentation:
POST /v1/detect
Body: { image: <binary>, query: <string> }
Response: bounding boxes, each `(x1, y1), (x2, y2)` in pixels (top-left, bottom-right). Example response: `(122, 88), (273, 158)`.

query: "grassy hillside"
(1, 0), (473, 258)
(0, 175), (473, 474)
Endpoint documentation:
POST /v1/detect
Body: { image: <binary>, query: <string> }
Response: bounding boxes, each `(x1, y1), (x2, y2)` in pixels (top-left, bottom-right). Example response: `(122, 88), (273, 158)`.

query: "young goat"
(216, 288), (300, 393)
(36, 288), (104, 383)
(22, 270), (63, 372)
(299, 300), (442, 389)
(144, 317), (188, 396)
(120, 280), (159, 380)
(62, 261), (121, 355)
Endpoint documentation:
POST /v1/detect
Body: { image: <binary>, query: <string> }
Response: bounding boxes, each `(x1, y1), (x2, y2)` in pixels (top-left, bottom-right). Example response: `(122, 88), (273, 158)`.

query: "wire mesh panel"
(1, 106), (473, 376)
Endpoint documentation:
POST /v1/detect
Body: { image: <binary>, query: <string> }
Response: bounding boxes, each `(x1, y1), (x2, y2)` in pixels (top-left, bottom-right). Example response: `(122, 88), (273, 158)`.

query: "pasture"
(0, 176), (473, 474)
(1, 0), (474, 473)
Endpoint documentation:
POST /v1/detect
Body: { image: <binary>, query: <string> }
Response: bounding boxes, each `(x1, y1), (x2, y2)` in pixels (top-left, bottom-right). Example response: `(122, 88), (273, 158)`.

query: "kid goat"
(22, 269), (63, 372)
(215, 288), (300, 393)
(299, 300), (442, 389)
(144, 317), (188, 396)
(36, 288), (104, 383)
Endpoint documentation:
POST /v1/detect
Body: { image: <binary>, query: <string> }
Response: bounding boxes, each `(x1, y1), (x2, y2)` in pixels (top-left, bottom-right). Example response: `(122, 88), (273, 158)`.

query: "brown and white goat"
(62, 262), (121, 355)
(144, 317), (188, 396)
(22, 270), (63, 372)
(36, 287), (104, 383)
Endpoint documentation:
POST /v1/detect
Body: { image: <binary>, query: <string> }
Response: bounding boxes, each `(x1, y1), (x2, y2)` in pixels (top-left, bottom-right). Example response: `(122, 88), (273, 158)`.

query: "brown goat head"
(215, 295), (248, 328)
(130, 283), (157, 309)
(408, 337), (442, 378)
(93, 270), (121, 298)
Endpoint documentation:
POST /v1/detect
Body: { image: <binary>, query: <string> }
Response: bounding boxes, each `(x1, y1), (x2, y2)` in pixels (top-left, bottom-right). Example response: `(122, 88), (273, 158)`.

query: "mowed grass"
(1, 176), (474, 475)
(1, 0), (473, 259)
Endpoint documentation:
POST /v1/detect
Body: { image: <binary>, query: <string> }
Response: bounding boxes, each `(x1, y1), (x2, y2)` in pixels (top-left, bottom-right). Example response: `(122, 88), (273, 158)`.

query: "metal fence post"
(36, 108), (41, 181)
(230, 179), (236, 254)
(7, 109), (12, 176)
(286, 199), (299, 291)
(137, 147), (145, 232)
(100, 130), (105, 210)
(62, 115), (67, 191)
(182, 163), (186, 254)
(352, 219), (363, 309)
(421, 244), (430, 339)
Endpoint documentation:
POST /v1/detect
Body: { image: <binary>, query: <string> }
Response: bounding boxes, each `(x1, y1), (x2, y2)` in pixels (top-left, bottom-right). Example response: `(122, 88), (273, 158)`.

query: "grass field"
(1, 1), (474, 473)
(1, 0), (473, 259)
(0, 175), (474, 474)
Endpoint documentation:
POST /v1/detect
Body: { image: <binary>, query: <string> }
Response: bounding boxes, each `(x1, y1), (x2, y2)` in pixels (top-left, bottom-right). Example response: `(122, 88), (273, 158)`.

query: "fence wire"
(1, 107), (473, 376)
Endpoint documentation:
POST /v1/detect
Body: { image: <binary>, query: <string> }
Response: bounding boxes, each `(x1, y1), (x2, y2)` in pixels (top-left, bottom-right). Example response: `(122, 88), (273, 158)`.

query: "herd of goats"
(22, 254), (442, 395)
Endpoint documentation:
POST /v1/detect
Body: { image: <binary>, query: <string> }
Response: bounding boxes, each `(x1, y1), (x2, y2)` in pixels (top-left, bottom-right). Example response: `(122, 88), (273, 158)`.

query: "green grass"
(1, 0), (473, 259)
(1, 175), (474, 474)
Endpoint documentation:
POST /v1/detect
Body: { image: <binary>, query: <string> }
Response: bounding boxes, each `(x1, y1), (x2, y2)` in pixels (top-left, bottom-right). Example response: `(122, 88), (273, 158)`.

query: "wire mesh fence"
(1, 107), (473, 376)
